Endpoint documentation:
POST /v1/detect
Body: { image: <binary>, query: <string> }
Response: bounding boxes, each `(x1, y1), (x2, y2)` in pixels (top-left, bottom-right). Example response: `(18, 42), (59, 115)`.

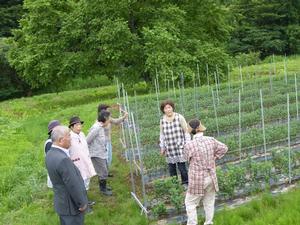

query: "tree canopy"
(7, 0), (232, 89)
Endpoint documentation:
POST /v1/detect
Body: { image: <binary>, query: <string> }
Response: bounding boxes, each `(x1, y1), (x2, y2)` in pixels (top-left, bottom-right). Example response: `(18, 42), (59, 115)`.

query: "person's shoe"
(101, 189), (113, 196)
(183, 183), (188, 191)
(88, 200), (96, 206)
(99, 180), (113, 196)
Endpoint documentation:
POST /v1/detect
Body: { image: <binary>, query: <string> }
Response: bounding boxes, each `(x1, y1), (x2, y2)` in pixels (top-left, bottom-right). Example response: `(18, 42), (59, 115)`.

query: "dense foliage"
(229, 0), (300, 57)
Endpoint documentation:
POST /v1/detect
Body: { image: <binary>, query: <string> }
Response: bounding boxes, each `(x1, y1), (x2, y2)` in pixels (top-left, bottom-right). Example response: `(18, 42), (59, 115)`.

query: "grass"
(211, 187), (300, 225)
(230, 55), (300, 80)
(0, 96), (148, 225)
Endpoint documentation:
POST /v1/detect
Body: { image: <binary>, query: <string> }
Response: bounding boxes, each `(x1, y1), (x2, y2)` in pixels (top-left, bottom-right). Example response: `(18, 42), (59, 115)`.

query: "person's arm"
(86, 126), (98, 145)
(178, 114), (191, 142)
(184, 143), (191, 162)
(58, 158), (88, 210)
(44, 141), (52, 154)
(110, 117), (124, 125)
(214, 138), (228, 159)
(110, 112), (128, 125)
(159, 120), (166, 155)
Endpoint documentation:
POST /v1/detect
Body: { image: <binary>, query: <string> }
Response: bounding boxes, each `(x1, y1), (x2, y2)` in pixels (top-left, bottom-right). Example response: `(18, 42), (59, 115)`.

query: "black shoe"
(99, 180), (113, 196)
(88, 200), (96, 206)
(101, 189), (113, 196)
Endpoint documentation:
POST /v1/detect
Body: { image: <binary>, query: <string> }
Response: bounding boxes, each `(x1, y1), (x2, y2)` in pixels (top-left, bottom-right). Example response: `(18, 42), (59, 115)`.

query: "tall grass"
(209, 188), (300, 225)
(0, 93), (148, 224)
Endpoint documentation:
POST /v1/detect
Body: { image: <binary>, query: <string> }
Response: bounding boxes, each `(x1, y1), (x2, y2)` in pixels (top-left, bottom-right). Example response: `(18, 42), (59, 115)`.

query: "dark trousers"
(168, 162), (188, 184)
(59, 213), (84, 225)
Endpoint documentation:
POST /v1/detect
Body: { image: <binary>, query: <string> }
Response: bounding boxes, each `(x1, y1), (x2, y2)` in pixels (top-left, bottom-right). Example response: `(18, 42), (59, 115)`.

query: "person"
(159, 99), (190, 187)
(46, 126), (88, 225)
(86, 110), (112, 196)
(98, 104), (128, 175)
(68, 116), (97, 206)
(44, 120), (61, 188)
(184, 119), (228, 225)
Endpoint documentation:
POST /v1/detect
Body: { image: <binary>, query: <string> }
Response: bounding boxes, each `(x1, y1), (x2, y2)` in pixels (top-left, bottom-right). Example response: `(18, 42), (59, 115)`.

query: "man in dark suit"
(46, 125), (88, 225)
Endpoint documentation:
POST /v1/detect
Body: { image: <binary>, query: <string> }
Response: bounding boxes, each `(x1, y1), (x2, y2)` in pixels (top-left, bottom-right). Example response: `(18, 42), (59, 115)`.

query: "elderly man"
(46, 125), (88, 225)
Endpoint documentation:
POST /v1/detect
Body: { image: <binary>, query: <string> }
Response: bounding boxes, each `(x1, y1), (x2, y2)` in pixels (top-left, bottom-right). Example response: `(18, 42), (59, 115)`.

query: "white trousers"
(185, 176), (216, 225)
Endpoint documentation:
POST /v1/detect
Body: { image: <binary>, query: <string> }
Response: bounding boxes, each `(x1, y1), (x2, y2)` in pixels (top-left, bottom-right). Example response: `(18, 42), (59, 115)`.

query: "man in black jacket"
(46, 125), (88, 225)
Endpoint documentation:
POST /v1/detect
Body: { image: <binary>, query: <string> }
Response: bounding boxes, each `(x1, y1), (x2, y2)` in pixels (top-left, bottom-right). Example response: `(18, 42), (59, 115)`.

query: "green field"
(1, 56), (300, 225)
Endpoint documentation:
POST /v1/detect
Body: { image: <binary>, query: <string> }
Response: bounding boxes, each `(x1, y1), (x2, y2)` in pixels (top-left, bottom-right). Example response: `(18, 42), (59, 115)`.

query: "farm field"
(0, 56), (300, 225)
(119, 57), (300, 222)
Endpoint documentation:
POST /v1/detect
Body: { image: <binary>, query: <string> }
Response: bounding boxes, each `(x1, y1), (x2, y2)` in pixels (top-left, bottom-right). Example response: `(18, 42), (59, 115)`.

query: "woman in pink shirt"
(68, 116), (97, 195)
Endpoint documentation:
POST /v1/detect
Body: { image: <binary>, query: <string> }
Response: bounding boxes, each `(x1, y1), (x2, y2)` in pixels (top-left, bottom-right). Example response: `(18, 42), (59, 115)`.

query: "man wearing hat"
(184, 119), (228, 225)
(44, 120), (61, 188)
(45, 120), (61, 154)
(68, 116), (96, 200)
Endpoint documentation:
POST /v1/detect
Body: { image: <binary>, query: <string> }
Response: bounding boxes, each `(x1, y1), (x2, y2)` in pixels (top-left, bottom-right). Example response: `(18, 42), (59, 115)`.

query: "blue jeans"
(106, 142), (113, 167)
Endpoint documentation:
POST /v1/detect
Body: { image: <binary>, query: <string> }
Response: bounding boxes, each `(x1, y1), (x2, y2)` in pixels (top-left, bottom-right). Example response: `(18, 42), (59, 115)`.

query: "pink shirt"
(184, 133), (228, 195)
(69, 131), (96, 180)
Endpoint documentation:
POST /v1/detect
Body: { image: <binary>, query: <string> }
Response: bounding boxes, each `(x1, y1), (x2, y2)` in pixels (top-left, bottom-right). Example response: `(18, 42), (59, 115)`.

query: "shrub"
(152, 202), (167, 217)
(233, 52), (261, 67)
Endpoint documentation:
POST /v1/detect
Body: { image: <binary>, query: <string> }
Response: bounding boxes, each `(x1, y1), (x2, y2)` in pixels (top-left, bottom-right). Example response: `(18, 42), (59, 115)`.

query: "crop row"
(135, 90), (300, 131)
(149, 148), (300, 217)
(131, 74), (299, 116)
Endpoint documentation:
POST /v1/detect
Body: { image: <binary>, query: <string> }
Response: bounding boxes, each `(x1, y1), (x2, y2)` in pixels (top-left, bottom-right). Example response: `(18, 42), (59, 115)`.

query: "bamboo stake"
(287, 93), (291, 184)
(260, 89), (267, 161)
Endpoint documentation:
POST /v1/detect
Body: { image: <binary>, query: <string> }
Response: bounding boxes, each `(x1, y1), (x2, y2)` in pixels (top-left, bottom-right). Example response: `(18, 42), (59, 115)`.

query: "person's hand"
(79, 204), (87, 212)
(160, 149), (166, 156)
(123, 111), (129, 119)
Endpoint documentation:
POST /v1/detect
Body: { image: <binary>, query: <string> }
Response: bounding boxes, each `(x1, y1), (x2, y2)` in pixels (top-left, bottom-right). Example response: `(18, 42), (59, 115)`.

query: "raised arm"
(110, 110), (128, 124)
(213, 139), (228, 159)
(110, 117), (125, 125)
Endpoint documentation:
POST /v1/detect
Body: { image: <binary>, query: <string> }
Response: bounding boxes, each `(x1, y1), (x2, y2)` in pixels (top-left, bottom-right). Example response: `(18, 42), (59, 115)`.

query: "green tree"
(0, 0), (23, 37)
(8, 0), (76, 90)
(229, 0), (300, 57)
(0, 0), (27, 100)
(0, 38), (30, 100)
(8, 0), (232, 90)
